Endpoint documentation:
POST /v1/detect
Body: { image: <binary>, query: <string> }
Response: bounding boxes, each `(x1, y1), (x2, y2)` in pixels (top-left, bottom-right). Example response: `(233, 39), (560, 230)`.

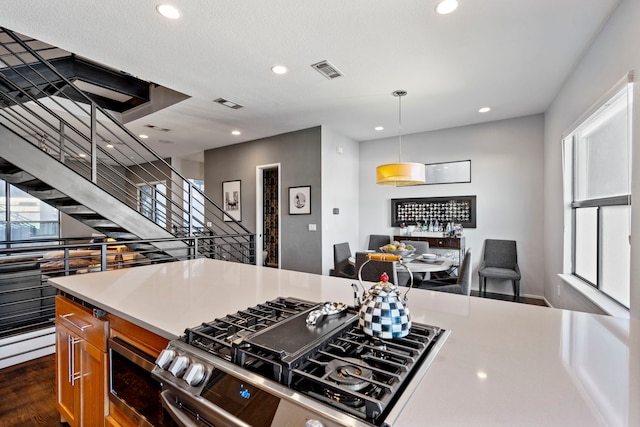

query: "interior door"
(256, 164), (280, 268)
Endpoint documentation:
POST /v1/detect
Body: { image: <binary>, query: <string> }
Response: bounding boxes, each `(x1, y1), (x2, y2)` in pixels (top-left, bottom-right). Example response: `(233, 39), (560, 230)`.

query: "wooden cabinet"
(55, 295), (109, 427)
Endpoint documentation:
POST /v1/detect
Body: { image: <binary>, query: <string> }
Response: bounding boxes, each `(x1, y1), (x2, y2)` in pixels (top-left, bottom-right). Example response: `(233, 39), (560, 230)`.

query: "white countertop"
(49, 259), (639, 426)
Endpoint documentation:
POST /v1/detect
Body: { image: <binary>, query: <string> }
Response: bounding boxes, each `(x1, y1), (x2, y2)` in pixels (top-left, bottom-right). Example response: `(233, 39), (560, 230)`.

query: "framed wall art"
(289, 186), (311, 215)
(390, 195), (476, 228)
(222, 180), (241, 222)
(423, 160), (471, 185)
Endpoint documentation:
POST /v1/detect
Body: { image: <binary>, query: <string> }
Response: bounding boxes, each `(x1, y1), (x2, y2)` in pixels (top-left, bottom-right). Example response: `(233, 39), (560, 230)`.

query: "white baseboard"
(0, 326), (56, 369)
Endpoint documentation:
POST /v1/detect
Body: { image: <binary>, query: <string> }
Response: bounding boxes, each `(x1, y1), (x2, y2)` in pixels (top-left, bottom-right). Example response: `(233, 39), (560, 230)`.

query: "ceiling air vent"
(213, 98), (244, 109)
(311, 60), (343, 80)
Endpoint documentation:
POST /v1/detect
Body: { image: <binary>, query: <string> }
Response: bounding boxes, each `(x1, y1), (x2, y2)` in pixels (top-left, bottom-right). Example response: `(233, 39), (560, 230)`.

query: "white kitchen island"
(49, 258), (639, 427)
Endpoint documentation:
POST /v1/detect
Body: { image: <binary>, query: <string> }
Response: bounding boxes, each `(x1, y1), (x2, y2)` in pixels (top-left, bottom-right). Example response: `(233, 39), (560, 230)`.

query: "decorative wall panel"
(390, 196), (476, 228)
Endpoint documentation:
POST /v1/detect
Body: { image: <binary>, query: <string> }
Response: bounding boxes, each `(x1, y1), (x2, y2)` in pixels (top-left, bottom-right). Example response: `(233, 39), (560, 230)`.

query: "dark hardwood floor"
(0, 354), (61, 427)
(470, 290), (548, 306)
(0, 292), (546, 426)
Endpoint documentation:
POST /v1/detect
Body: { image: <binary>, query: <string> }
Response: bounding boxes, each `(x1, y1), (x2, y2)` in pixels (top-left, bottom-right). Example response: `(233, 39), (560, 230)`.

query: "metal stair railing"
(0, 28), (254, 263)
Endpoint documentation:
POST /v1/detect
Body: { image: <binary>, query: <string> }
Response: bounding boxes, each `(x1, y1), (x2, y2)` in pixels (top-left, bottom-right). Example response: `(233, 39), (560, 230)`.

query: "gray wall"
(359, 115), (545, 298)
(321, 127), (360, 275)
(544, 0), (640, 318)
(204, 127), (323, 273)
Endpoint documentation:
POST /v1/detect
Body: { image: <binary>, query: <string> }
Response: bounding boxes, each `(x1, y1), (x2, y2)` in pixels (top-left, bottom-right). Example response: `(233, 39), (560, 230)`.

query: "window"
(137, 181), (167, 227)
(183, 179), (205, 233)
(563, 82), (632, 308)
(0, 179), (60, 248)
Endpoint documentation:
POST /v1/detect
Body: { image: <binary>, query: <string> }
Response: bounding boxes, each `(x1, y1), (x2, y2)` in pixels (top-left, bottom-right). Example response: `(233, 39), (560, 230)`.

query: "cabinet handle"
(59, 313), (92, 331)
(67, 335), (72, 384)
(69, 336), (83, 386)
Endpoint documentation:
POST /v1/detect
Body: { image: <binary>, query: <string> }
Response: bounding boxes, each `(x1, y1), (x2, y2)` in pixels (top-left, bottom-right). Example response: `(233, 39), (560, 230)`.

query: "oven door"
(109, 337), (178, 427)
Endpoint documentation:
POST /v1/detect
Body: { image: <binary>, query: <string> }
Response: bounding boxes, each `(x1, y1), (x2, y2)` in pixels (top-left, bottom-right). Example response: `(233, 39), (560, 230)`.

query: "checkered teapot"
(351, 253), (414, 339)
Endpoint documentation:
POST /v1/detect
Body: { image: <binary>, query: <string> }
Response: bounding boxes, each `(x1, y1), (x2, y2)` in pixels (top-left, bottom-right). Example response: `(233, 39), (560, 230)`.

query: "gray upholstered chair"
(400, 240), (430, 255)
(367, 234), (391, 251)
(355, 252), (399, 285)
(333, 242), (356, 279)
(477, 239), (521, 301)
(417, 249), (471, 295)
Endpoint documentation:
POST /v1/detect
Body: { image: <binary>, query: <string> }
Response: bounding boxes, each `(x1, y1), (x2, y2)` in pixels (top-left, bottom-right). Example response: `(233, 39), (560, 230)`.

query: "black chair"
(367, 234), (391, 251)
(355, 252), (399, 285)
(417, 249), (471, 295)
(333, 242), (356, 279)
(477, 240), (521, 301)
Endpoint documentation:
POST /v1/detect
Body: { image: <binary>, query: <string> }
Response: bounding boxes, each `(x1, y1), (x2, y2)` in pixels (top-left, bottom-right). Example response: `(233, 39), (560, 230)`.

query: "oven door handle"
(160, 391), (198, 427)
(160, 389), (252, 427)
(108, 337), (156, 372)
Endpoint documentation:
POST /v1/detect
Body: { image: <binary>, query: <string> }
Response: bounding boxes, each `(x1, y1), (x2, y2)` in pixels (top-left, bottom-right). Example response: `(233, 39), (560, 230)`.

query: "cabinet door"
(56, 323), (81, 427)
(81, 341), (107, 426)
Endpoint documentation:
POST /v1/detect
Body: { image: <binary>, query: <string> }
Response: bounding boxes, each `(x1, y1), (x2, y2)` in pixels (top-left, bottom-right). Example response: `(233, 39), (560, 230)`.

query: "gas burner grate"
(289, 323), (444, 424)
(183, 297), (317, 361)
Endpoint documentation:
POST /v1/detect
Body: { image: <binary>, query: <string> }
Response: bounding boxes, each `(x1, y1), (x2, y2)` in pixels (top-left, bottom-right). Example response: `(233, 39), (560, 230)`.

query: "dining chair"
(477, 239), (521, 301)
(367, 234), (391, 251)
(417, 249), (471, 295)
(355, 252), (399, 285)
(333, 242), (356, 279)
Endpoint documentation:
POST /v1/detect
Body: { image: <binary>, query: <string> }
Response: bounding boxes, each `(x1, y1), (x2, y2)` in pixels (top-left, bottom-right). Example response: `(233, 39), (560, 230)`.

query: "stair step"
(0, 170), (37, 184)
(82, 219), (121, 229)
(57, 205), (97, 215)
(30, 189), (68, 200)
(107, 232), (140, 240)
(0, 158), (23, 175)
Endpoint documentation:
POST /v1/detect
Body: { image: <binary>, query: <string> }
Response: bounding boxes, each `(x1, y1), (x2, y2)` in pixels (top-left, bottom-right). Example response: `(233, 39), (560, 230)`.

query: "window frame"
(0, 179), (60, 248)
(563, 78), (633, 310)
(136, 181), (167, 227)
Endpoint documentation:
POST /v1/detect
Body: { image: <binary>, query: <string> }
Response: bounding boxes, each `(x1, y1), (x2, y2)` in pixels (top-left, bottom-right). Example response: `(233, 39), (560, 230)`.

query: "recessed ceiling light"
(156, 4), (182, 19)
(375, 126), (384, 131)
(271, 65), (288, 75)
(231, 130), (241, 136)
(478, 107), (491, 113)
(435, 0), (458, 14)
(139, 134), (149, 139)
(106, 143), (114, 148)
(78, 153), (87, 158)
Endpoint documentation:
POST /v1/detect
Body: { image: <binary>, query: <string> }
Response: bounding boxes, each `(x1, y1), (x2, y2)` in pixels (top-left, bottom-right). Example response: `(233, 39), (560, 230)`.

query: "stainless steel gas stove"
(152, 297), (449, 427)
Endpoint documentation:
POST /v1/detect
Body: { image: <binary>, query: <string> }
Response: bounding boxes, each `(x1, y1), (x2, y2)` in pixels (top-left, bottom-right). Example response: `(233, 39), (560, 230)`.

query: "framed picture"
(289, 186), (311, 215)
(222, 180), (241, 222)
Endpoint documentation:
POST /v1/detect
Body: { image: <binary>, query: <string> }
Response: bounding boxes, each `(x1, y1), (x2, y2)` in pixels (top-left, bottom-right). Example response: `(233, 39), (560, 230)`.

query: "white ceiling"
(0, 0), (620, 161)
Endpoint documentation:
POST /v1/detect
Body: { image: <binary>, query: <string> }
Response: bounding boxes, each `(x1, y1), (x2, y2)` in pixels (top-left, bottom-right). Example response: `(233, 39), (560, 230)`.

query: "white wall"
(544, 0), (640, 319)
(321, 127), (360, 275)
(359, 115), (545, 297)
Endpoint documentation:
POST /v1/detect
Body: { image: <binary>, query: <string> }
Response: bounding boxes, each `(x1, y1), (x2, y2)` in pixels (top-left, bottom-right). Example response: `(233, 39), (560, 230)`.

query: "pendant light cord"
(398, 93), (402, 162)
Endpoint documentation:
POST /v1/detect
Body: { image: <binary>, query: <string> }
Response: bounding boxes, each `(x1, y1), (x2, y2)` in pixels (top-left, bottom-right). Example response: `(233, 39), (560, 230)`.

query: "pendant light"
(376, 90), (426, 186)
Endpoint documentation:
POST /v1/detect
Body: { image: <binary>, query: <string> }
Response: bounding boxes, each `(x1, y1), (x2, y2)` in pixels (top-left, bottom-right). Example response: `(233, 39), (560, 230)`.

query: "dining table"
(348, 251), (454, 275)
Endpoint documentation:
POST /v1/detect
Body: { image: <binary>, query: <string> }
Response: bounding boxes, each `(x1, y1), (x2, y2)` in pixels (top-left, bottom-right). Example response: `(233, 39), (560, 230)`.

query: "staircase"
(0, 27), (254, 263)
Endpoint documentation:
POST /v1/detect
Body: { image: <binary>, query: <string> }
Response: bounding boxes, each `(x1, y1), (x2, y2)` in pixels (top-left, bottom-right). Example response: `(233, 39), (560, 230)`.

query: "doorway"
(256, 164), (280, 268)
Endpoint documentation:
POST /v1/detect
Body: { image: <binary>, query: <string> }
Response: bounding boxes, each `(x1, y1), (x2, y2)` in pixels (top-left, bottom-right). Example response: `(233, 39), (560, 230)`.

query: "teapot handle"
(356, 254), (414, 301)
(398, 259), (414, 301)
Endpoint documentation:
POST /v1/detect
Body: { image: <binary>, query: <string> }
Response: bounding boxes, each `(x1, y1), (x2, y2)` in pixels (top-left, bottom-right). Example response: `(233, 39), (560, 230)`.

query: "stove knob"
(183, 362), (206, 386)
(305, 420), (324, 427)
(155, 349), (176, 369)
(168, 355), (190, 377)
